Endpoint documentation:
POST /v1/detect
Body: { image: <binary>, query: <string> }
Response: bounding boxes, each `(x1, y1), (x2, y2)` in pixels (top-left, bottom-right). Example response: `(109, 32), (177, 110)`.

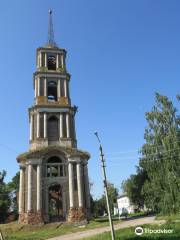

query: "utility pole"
(94, 132), (116, 240)
(0, 230), (4, 240)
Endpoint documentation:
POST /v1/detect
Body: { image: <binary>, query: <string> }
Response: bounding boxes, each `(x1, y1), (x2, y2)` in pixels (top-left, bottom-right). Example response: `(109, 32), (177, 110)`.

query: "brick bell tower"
(17, 10), (90, 224)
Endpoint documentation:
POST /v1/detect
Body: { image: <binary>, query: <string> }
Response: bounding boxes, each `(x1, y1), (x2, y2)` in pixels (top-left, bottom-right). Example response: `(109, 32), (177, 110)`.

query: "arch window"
(47, 156), (62, 163)
(48, 184), (63, 221)
(48, 55), (56, 70)
(48, 81), (57, 102)
(48, 116), (59, 141)
(46, 156), (66, 178)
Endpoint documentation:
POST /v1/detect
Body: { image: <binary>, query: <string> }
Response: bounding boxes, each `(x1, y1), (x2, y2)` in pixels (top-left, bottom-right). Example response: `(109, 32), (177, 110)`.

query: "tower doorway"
(48, 184), (64, 222)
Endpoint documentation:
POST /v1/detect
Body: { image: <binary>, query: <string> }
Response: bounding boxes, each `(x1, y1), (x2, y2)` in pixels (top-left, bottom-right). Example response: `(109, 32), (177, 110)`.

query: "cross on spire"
(47, 9), (57, 47)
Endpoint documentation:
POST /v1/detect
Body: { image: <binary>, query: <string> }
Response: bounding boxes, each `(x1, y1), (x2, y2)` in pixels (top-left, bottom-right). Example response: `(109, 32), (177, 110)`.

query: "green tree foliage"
(123, 93), (180, 215)
(0, 171), (10, 223)
(91, 182), (118, 217)
(7, 172), (19, 217)
(122, 167), (147, 210)
(102, 182), (119, 214)
(139, 93), (180, 214)
(91, 198), (107, 217)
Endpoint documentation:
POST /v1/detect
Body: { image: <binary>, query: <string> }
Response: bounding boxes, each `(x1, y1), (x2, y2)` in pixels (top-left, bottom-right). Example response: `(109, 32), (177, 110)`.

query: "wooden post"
(0, 230), (4, 240)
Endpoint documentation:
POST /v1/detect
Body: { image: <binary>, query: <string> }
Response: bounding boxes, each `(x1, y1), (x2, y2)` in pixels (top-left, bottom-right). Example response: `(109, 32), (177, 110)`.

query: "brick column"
(44, 113), (47, 138)
(61, 55), (64, 68)
(39, 52), (42, 67)
(35, 78), (37, 98)
(45, 187), (49, 221)
(37, 165), (42, 211)
(27, 164), (33, 212)
(62, 190), (66, 218)
(37, 77), (40, 97)
(19, 167), (25, 213)
(66, 113), (70, 138)
(68, 162), (74, 208)
(72, 117), (76, 140)
(45, 53), (47, 68)
(77, 163), (83, 207)
(84, 162), (91, 210)
(44, 77), (47, 97)
(30, 114), (33, 141)
(64, 80), (67, 97)
(60, 113), (63, 138)
(56, 54), (59, 69)
(58, 79), (61, 98)
(37, 112), (40, 138)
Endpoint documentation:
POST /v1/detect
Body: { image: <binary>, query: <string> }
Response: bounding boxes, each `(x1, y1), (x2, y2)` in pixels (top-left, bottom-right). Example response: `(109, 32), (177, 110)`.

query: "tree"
(7, 172), (19, 217)
(91, 198), (107, 217)
(91, 182), (119, 217)
(0, 171), (10, 223)
(122, 93), (180, 215)
(139, 93), (180, 214)
(103, 182), (119, 214)
(122, 167), (147, 210)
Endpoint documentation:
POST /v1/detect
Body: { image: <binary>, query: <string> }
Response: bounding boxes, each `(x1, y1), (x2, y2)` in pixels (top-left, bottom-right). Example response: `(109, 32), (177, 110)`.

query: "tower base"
(68, 207), (87, 223)
(19, 211), (44, 225)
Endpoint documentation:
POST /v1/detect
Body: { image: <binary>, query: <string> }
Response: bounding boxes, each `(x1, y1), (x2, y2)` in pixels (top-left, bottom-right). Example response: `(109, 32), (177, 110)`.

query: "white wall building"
(116, 195), (137, 215)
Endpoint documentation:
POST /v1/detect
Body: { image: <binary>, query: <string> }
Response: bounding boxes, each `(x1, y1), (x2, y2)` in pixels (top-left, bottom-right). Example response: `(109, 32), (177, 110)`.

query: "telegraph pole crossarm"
(94, 132), (116, 240)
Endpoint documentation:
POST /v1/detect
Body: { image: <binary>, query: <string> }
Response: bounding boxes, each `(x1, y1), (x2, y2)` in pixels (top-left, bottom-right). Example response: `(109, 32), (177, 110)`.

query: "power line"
(0, 143), (18, 154)
(105, 139), (180, 156)
(107, 147), (180, 160)
(106, 154), (180, 166)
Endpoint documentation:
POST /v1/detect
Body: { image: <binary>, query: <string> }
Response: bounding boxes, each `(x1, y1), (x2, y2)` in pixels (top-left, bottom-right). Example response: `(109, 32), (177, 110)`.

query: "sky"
(0, 0), (180, 198)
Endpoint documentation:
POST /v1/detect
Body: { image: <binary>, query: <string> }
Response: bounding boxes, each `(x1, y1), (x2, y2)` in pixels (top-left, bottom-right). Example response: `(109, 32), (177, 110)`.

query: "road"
(47, 215), (165, 240)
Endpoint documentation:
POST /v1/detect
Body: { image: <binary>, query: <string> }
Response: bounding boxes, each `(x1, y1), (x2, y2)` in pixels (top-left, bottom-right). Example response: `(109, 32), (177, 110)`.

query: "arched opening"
(48, 81), (57, 102)
(48, 184), (64, 221)
(47, 156), (62, 163)
(46, 156), (66, 178)
(48, 55), (56, 70)
(48, 116), (59, 142)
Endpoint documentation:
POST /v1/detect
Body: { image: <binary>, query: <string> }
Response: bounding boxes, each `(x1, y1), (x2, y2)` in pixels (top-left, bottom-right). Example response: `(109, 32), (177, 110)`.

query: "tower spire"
(47, 9), (57, 47)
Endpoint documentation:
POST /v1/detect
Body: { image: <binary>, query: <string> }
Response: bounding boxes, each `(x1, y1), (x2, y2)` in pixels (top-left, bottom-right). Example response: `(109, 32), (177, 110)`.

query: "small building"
(117, 194), (137, 215)
(113, 203), (119, 216)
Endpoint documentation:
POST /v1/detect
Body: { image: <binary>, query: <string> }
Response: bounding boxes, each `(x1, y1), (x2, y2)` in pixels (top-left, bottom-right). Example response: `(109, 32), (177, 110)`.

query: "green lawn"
(0, 218), (120, 240)
(127, 211), (150, 218)
(156, 213), (180, 222)
(84, 222), (180, 240)
(1, 214), (178, 240)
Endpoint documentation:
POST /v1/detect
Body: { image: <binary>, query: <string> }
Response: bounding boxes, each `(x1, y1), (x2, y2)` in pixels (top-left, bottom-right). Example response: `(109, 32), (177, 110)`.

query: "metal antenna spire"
(47, 9), (57, 47)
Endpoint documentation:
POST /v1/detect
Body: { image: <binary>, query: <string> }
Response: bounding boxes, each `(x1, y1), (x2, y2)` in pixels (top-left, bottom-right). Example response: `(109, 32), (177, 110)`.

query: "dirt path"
(47, 216), (165, 240)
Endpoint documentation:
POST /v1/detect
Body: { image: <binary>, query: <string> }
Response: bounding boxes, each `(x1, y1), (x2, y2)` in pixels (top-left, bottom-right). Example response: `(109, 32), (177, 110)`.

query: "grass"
(127, 211), (150, 218)
(83, 222), (180, 240)
(0, 217), (120, 240)
(156, 213), (180, 222)
(1, 214), (177, 240)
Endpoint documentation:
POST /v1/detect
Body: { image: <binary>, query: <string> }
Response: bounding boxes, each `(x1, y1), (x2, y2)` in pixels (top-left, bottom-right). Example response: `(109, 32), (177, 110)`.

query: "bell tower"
(30, 10), (76, 150)
(17, 11), (90, 224)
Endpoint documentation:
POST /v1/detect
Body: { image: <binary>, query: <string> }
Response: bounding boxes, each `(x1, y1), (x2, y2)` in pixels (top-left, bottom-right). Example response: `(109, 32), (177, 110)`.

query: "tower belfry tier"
(17, 11), (90, 224)
(30, 40), (75, 150)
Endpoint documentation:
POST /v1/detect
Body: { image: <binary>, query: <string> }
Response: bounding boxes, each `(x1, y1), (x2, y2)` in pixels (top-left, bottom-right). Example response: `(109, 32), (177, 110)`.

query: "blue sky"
(0, 0), (180, 198)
